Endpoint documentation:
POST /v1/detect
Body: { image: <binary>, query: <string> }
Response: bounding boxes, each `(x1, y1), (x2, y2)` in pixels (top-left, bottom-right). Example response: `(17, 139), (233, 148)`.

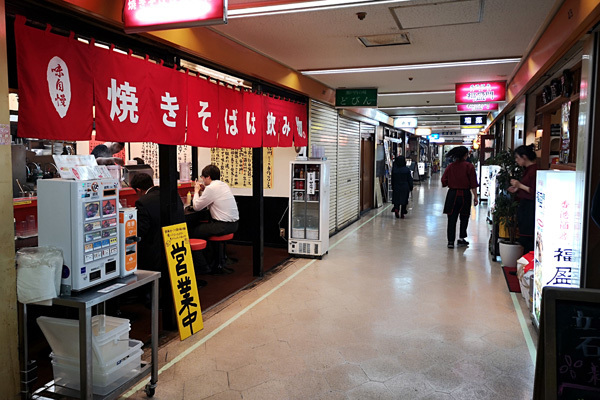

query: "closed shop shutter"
(309, 100), (338, 234)
(336, 117), (361, 230)
(360, 123), (376, 138)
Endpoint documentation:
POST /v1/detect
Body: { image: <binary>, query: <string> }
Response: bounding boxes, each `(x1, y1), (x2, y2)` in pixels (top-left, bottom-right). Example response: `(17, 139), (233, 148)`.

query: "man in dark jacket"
(130, 173), (185, 271)
(392, 156), (413, 219)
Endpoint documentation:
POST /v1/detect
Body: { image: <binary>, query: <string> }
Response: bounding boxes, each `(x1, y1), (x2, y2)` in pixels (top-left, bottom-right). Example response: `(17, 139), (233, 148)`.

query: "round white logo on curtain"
(47, 56), (71, 118)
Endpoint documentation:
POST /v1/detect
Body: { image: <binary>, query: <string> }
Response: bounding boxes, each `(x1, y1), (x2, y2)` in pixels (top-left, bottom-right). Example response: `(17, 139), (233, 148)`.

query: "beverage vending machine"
(119, 207), (139, 277)
(38, 179), (121, 293)
(288, 160), (330, 257)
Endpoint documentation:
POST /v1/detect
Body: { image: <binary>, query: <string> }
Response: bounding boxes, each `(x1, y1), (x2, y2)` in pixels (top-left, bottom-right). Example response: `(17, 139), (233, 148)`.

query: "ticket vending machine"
(119, 207), (139, 277)
(38, 179), (121, 293)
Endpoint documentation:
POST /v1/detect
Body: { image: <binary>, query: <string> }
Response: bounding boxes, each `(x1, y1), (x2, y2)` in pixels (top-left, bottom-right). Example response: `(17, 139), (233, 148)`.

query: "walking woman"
(392, 156), (413, 219)
(508, 144), (538, 253)
(441, 146), (479, 248)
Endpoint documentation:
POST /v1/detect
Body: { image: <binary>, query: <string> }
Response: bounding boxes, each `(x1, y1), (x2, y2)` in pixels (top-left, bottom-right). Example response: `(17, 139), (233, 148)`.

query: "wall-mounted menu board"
(534, 287), (600, 400)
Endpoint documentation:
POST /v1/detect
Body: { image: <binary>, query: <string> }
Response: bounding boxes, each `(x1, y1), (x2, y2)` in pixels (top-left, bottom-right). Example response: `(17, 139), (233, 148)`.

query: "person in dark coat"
(130, 173), (185, 271)
(392, 156), (413, 219)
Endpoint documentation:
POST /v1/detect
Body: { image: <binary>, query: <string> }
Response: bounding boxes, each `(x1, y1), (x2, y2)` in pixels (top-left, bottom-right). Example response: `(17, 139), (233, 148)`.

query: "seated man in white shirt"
(190, 165), (239, 274)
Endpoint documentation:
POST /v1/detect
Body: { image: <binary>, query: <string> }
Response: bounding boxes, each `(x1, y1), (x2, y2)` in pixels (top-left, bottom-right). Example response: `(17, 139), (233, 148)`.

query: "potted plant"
(488, 150), (524, 267)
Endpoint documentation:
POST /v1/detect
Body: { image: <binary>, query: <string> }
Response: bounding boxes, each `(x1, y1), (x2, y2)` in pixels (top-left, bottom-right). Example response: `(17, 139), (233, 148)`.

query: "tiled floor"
(128, 178), (536, 400)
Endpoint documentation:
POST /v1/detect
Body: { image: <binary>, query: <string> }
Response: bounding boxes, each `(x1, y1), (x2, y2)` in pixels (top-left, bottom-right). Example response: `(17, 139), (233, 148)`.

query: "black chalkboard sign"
(534, 287), (600, 400)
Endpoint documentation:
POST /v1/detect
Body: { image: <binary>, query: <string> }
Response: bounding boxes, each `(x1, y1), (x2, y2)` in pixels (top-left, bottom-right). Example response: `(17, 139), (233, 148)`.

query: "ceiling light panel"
(301, 58), (521, 75)
(379, 90), (455, 96)
(358, 33), (411, 47)
(392, 0), (482, 30)
(229, 0), (411, 18)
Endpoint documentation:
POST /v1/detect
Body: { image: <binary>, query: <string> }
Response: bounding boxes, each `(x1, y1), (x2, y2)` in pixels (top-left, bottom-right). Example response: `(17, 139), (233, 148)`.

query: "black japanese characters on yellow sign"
(162, 223), (203, 340)
(210, 147), (274, 189)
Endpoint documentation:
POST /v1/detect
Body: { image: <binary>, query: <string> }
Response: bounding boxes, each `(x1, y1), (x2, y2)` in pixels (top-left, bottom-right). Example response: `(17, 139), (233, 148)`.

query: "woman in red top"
(441, 146), (479, 249)
(508, 144), (538, 253)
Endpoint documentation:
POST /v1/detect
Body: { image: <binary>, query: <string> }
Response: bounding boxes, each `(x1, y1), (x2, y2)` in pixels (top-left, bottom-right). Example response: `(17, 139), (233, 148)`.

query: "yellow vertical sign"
(162, 223), (203, 340)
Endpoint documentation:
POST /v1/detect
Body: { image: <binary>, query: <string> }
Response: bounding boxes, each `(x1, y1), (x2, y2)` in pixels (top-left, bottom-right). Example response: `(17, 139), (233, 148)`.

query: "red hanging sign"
(187, 75), (219, 148)
(147, 63), (187, 145)
(241, 91), (263, 148)
(217, 85), (242, 149)
(262, 96), (280, 148)
(15, 16), (94, 141)
(293, 103), (308, 147)
(456, 103), (499, 112)
(275, 99), (294, 148)
(93, 47), (152, 142)
(455, 81), (506, 104)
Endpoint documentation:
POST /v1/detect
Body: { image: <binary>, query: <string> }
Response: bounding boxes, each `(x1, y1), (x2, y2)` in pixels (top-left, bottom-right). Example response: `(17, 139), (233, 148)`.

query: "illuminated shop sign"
(394, 117), (417, 128)
(457, 103), (499, 112)
(455, 81), (506, 104)
(460, 115), (486, 128)
(123, 0), (227, 33)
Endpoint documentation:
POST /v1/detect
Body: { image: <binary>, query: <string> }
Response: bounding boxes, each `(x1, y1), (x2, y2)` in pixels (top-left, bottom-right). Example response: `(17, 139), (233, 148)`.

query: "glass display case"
(289, 161), (329, 257)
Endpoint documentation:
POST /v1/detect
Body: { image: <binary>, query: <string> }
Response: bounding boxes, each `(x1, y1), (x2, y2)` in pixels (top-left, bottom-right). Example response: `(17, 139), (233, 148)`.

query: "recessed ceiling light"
(229, 0), (411, 18)
(301, 58), (521, 75)
(379, 90), (454, 96)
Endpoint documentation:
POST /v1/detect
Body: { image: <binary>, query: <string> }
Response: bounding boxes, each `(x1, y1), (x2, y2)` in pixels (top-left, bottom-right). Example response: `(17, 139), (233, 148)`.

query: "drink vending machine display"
(119, 207), (139, 277)
(288, 161), (330, 257)
(38, 179), (121, 293)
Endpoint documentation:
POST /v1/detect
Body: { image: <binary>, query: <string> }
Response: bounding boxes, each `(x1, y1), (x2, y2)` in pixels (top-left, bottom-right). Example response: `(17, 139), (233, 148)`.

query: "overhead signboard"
(429, 133), (440, 140)
(460, 114), (486, 128)
(123, 0), (227, 33)
(335, 88), (377, 108)
(455, 81), (506, 103)
(457, 103), (499, 112)
(394, 117), (417, 129)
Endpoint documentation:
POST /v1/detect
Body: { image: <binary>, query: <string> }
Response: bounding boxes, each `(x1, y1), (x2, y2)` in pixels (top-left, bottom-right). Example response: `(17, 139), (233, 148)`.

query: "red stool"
(189, 238), (207, 251)
(208, 233), (234, 272)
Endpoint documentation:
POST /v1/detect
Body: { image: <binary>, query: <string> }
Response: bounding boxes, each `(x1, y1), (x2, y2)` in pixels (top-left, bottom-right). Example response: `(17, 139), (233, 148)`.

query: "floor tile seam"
(124, 205), (393, 398)
(510, 292), (537, 365)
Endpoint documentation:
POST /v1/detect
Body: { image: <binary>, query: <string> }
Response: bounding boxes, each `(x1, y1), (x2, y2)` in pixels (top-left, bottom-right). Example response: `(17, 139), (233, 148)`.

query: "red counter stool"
(189, 238), (207, 251)
(189, 239), (209, 286)
(208, 233), (234, 274)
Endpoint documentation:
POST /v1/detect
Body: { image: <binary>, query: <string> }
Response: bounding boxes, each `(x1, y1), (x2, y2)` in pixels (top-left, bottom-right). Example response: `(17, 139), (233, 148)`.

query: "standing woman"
(441, 146), (479, 248)
(392, 156), (413, 219)
(508, 144), (538, 253)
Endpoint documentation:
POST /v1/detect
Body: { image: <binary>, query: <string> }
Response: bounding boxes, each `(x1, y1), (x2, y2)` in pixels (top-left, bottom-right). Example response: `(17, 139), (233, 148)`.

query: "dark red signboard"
(123, 0), (227, 33)
(457, 103), (499, 112)
(455, 81), (506, 104)
(187, 75), (219, 148)
(15, 16), (94, 141)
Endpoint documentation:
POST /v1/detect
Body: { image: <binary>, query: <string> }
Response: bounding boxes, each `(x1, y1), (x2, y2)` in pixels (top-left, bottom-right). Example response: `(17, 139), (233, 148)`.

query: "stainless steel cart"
(29, 270), (160, 400)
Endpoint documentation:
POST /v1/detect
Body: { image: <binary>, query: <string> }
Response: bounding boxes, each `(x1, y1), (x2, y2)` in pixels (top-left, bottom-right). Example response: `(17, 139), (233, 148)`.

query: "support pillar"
(0, 0), (21, 396)
(252, 148), (264, 277)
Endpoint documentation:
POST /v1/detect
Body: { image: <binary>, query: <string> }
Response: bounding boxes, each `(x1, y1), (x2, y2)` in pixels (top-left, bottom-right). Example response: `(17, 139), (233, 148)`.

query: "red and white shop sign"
(273, 99), (294, 148)
(455, 81), (506, 103)
(242, 91), (263, 148)
(123, 0), (227, 33)
(148, 63), (187, 145)
(262, 96), (280, 148)
(457, 103), (499, 112)
(93, 48), (152, 142)
(218, 85), (243, 149)
(15, 16), (93, 141)
(187, 75), (219, 148)
(293, 103), (308, 147)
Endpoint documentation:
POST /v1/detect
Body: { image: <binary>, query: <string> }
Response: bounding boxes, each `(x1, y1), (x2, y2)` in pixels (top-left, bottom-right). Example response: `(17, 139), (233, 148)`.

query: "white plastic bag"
(16, 247), (63, 305)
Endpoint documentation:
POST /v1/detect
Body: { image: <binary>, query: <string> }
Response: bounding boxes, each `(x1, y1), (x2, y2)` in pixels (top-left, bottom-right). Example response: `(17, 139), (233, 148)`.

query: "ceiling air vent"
(358, 32), (411, 48)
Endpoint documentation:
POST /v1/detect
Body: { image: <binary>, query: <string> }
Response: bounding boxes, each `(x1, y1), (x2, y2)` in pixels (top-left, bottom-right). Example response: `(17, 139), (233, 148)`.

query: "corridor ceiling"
(215, 0), (562, 131)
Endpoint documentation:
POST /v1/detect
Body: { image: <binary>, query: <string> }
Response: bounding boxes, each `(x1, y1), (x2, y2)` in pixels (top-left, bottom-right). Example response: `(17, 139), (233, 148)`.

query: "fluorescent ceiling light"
(301, 58), (521, 75)
(229, 0), (411, 18)
(379, 90), (454, 96)
(379, 105), (456, 110)
(415, 128), (432, 136)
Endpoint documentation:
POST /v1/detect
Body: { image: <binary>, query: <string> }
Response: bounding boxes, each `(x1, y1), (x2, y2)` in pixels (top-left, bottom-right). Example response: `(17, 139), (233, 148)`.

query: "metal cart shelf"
(29, 270), (160, 400)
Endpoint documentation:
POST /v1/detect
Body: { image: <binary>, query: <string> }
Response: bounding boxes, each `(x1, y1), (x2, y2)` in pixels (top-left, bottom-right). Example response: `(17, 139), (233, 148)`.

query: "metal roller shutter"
(337, 117), (361, 229)
(309, 100), (338, 234)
